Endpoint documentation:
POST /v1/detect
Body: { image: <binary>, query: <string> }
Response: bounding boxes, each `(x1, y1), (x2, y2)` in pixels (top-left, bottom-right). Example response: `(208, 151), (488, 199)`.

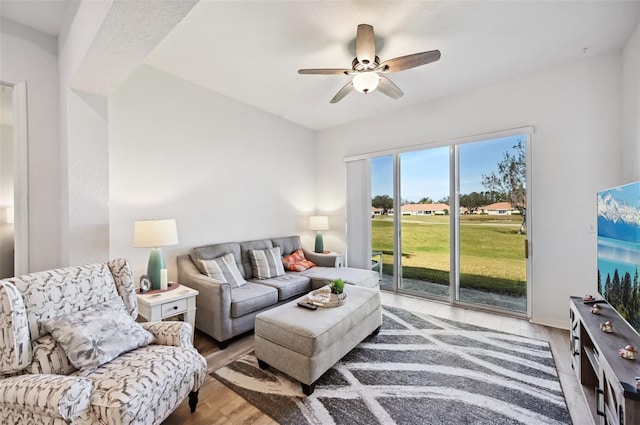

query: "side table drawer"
(161, 298), (187, 318)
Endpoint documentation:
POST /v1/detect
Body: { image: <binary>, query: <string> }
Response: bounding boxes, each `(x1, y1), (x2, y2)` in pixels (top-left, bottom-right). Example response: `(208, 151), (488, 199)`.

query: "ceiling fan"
(298, 24), (441, 103)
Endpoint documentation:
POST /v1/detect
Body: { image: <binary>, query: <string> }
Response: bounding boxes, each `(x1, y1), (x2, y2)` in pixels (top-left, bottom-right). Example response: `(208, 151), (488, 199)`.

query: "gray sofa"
(177, 235), (378, 348)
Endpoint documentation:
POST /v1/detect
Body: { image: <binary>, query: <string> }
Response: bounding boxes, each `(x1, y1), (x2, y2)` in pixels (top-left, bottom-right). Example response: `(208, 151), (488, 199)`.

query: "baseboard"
(530, 315), (569, 330)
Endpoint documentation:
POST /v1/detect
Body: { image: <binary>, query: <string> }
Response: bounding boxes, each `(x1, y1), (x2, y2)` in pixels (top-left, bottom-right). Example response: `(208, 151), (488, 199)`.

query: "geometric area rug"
(212, 306), (572, 425)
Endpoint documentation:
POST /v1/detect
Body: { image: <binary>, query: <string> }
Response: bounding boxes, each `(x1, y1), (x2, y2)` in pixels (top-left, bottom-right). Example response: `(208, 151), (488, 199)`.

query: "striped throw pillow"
(197, 252), (246, 288)
(249, 247), (285, 279)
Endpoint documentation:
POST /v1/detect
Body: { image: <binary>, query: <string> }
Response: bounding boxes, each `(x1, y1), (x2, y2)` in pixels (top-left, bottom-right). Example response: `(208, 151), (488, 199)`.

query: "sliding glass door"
(398, 148), (450, 299)
(458, 136), (527, 313)
(369, 132), (529, 315)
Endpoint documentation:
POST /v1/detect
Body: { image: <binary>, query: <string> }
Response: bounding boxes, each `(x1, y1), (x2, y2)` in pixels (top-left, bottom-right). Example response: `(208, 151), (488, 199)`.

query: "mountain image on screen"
(597, 182), (640, 335)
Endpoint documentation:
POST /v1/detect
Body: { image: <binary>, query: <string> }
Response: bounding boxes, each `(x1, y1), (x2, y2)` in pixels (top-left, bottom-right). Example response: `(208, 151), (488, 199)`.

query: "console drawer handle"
(596, 388), (605, 417)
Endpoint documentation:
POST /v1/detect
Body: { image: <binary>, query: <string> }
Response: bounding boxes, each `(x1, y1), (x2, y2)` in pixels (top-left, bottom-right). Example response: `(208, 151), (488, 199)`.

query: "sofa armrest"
(140, 321), (193, 348)
(302, 248), (341, 267)
(177, 255), (233, 342)
(0, 374), (91, 421)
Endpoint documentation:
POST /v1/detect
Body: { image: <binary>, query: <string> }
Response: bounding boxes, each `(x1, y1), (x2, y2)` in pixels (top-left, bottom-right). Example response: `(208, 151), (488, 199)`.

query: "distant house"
(478, 202), (519, 215)
(400, 203), (449, 216)
(371, 207), (384, 217)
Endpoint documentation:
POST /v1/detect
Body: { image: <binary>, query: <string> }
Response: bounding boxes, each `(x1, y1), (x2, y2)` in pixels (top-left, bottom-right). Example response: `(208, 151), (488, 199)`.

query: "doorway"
(0, 84), (15, 278)
(0, 81), (29, 277)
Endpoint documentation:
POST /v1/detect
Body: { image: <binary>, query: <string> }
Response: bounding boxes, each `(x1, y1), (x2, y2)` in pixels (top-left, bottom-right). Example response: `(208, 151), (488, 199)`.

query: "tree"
(372, 195), (393, 214)
(482, 139), (526, 233)
(418, 197), (434, 204)
(437, 196), (450, 205)
(460, 192), (486, 214)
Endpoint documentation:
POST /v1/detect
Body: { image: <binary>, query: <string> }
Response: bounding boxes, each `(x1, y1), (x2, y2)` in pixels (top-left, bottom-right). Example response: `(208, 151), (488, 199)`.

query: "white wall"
(66, 91), (110, 265)
(58, 1), (113, 266)
(109, 65), (317, 280)
(57, 0), (196, 267)
(316, 52), (623, 328)
(0, 18), (61, 272)
(622, 23), (640, 183)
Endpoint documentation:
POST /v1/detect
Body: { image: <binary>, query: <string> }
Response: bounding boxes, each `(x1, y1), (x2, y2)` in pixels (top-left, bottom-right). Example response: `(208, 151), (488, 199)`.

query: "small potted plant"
(330, 278), (345, 294)
(329, 278), (347, 304)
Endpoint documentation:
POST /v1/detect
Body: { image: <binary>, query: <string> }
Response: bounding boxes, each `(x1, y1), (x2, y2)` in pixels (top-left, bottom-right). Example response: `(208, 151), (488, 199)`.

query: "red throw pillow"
(282, 249), (316, 271)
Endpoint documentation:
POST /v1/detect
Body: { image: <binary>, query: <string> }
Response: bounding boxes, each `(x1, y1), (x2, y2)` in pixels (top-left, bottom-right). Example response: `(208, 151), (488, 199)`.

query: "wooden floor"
(163, 292), (593, 425)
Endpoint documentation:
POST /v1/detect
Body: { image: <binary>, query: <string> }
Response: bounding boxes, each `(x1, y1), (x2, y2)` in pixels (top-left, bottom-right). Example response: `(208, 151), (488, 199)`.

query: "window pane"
(399, 148), (450, 298)
(371, 155), (395, 290)
(458, 136), (527, 312)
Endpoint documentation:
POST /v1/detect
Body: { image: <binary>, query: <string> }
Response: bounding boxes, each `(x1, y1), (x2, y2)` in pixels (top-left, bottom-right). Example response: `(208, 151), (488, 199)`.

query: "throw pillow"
(41, 303), (154, 371)
(197, 252), (247, 287)
(282, 249), (316, 272)
(249, 247), (286, 279)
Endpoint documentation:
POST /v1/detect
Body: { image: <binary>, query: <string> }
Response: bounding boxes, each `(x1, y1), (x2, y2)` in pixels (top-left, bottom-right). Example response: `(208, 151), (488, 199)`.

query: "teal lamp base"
(314, 231), (324, 253)
(147, 247), (166, 290)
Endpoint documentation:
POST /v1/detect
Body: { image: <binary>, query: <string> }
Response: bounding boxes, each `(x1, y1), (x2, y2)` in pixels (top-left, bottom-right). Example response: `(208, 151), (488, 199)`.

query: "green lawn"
(372, 215), (526, 296)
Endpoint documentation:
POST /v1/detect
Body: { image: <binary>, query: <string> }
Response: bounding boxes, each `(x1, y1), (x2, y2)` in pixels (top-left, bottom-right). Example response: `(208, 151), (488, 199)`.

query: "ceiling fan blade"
(330, 81), (354, 103)
(379, 50), (441, 73)
(356, 24), (376, 66)
(298, 68), (352, 75)
(377, 75), (403, 99)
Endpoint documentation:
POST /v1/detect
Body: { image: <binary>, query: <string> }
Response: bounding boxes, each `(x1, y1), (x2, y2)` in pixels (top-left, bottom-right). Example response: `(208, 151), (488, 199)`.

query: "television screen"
(597, 181), (640, 335)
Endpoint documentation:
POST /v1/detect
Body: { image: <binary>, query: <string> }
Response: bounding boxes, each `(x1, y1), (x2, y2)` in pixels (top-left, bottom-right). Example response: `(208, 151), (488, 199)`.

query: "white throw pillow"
(197, 252), (247, 287)
(249, 247), (286, 279)
(41, 303), (154, 371)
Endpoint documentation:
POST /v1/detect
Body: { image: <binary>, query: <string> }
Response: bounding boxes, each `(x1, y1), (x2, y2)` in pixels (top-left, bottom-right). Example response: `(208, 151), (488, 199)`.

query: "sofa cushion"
(41, 303), (154, 371)
(271, 236), (302, 257)
(300, 266), (380, 289)
(27, 334), (76, 375)
(251, 274), (311, 301)
(230, 282), (278, 318)
(76, 344), (206, 424)
(282, 249), (316, 272)
(191, 243), (245, 278)
(6, 263), (123, 341)
(197, 252), (247, 288)
(248, 247), (285, 279)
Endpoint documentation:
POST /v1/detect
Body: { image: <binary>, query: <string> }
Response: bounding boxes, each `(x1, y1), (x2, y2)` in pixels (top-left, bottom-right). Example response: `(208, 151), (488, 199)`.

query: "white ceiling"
(0, 0), (71, 36)
(1, 1), (639, 131)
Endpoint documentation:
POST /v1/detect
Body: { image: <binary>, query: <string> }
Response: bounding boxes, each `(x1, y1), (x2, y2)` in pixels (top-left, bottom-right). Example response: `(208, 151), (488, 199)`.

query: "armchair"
(0, 259), (207, 425)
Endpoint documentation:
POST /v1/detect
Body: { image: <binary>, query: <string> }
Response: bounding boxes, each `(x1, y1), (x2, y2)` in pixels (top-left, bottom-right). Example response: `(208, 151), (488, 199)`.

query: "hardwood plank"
(163, 292), (591, 424)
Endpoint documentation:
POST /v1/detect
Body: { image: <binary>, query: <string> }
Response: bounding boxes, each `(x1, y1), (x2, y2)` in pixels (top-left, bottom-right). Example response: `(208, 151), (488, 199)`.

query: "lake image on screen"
(597, 182), (640, 333)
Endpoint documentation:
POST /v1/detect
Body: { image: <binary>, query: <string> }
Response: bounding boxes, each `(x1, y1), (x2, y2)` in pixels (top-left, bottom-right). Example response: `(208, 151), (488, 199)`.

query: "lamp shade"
(309, 215), (329, 231)
(133, 219), (179, 248)
(353, 72), (380, 94)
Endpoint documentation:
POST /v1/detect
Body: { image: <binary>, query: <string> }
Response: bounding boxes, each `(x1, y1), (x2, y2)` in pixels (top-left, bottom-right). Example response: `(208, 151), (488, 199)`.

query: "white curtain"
(345, 159), (371, 269)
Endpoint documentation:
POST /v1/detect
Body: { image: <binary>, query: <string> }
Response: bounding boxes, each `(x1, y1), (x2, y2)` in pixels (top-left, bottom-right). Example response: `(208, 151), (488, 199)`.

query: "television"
(597, 181), (640, 335)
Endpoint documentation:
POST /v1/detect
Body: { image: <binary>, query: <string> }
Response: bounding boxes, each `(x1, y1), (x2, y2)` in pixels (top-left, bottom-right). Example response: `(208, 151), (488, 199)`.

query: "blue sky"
(372, 135), (525, 202)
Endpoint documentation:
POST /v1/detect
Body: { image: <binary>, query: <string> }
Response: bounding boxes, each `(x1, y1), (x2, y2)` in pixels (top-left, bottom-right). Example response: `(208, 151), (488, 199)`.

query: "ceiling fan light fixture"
(352, 72), (380, 94)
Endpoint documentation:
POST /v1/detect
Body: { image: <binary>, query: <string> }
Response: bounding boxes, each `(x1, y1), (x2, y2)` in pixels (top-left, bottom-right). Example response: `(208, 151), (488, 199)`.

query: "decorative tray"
(308, 286), (347, 308)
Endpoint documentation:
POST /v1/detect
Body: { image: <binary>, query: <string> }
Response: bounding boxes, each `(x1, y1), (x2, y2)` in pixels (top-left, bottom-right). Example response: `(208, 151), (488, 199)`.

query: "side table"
(136, 284), (198, 340)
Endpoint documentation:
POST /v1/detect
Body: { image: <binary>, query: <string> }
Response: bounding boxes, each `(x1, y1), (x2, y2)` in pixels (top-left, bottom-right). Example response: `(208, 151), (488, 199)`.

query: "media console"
(570, 297), (640, 425)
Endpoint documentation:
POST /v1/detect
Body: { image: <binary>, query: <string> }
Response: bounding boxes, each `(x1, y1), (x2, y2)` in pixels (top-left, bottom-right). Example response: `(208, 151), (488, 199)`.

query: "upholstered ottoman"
(254, 284), (382, 395)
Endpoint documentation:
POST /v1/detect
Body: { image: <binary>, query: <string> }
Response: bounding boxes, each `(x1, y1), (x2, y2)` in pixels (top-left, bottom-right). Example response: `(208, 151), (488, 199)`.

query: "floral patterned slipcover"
(0, 259), (207, 424)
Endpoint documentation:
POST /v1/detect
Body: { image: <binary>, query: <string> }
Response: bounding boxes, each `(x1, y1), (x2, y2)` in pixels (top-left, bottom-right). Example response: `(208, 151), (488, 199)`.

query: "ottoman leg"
(301, 382), (316, 396)
(257, 359), (269, 370)
(371, 325), (381, 336)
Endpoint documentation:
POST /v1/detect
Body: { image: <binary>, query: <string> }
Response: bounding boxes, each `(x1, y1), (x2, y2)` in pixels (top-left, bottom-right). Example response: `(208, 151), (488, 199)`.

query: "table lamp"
(309, 215), (329, 253)
(133, 219), (178, 290)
